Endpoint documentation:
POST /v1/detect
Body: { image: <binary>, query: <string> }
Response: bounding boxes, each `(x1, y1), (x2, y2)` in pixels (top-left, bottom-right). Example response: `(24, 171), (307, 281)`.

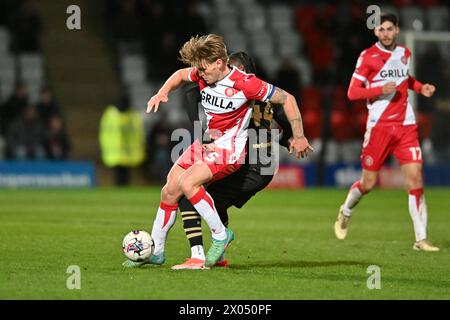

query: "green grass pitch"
(0, 187), (449, 299)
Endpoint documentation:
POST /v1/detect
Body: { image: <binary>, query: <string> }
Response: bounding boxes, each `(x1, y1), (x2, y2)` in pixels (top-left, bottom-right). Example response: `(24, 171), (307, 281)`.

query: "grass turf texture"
(0, 187), (449, 299)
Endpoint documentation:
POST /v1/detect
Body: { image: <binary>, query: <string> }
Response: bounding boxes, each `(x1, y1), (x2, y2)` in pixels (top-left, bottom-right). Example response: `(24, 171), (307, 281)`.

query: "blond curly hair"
(179, 34), (228, 68)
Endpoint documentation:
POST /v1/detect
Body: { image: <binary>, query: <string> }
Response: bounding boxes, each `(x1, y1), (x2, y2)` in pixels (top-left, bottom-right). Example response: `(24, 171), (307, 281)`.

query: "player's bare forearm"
(147, 68), (191, 112)
(270, 88), (304, 138)
(158, 68), (191, 95)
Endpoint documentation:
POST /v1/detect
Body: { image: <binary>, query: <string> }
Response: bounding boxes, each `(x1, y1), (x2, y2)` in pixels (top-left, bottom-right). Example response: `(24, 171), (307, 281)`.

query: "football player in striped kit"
(334, 13), (439, 251)
(173, 51), (301, 270)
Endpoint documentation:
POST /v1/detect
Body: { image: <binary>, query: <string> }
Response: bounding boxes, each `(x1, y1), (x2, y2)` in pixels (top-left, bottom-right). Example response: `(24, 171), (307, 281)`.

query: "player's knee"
(161, 184), (179, 203)
(178, 176), (194, 195)
(360, 178), (376, 192)
(406, 171), (423, 189)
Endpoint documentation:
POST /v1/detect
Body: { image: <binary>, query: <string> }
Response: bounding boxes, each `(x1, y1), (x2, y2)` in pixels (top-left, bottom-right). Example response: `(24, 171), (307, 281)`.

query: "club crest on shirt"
(401, 56), (408, 65)
(225, 87), (238, 97)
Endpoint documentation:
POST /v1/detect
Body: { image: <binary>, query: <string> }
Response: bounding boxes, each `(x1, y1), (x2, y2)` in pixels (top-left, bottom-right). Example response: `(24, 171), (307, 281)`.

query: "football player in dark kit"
(173, 52), (311, 269)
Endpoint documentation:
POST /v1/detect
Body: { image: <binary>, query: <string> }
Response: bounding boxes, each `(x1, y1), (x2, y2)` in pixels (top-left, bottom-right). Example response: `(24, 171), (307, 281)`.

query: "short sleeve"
(188, 67), (201, 82)
(234, 74), (276, 102)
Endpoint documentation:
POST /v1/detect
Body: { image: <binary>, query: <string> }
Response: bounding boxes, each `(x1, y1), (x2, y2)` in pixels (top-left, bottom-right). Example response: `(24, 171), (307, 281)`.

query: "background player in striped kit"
(334, 13), (439, 251)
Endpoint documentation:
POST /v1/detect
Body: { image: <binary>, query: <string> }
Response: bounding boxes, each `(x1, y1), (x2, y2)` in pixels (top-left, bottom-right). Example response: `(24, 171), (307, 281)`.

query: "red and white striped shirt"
(188, 66), (275, 157)
(350, 42), (423, 128)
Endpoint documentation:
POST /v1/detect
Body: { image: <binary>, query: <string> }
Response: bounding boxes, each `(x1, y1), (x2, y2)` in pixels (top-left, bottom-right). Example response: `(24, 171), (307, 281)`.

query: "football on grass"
(122, 230), (154, 261)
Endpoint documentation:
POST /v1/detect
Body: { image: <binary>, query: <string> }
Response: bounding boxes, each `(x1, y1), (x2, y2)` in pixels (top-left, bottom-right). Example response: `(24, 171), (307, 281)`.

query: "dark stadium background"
(0, 0), (448, 187)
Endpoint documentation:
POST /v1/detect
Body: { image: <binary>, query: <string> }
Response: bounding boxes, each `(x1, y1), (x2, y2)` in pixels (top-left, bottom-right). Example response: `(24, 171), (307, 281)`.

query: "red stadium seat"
(307, 41), (334, 72)
(331, 85), (349, 111)
(301, 86), (321, 111)
(350, 100), (368, 137)
(392, 0), (415, 7)
(417, 112), (433, 139)
(303, 109), (323, 140)
(295, 5), (318, 34)
(354, 109), (368, 137)
(418, 0), (440, 7)
(330, 109), (355, 141)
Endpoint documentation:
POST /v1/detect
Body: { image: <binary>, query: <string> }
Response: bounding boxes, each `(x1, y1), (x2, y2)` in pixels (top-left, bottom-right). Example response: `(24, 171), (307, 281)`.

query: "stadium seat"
(259, 55), (280, 80)
(418, 0), (439, 7)
(0, 27), (10, 54)
(214, 3), (238, 21)
(275, 30), (302, 58)
(234, 0), (257, 8)
(249, 32), (274, 60)
(307, 40), (334, 75)
(392, 0), (415, 7)
(400, 6), (425, 31)
(427, 6), (449, 31)
(25, 82), (42, 104)
(295, 5), (318, 34)
(379, 6), (399, 19)
(129, 82), (157, 110)
(223, 33), (248, 53)
(120, 54), (147, 84)
(0, 56), (16, 85)
(267, 4), (294, 32)
(352, 103), (368, 138)
(18, 54), (44, 83)
(242, 4), (266, 32)
(418, 112), (433, 139)
(341, 140), (361, 163)
(332, 86), (348, 110)
(195, 2), (213, 29)
(291, 56), (312, 86)
(0, 80), (15, 103)
(302, 109), (323, 140)
(301, 86), (321, 111)
(217, 15), (239, 33)
(330, 109), (354, 142)
(325, 139), (339, 164)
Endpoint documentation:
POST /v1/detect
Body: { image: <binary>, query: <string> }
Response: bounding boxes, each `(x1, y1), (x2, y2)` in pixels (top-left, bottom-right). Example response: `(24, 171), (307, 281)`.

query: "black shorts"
(179, 165), (273, 224)
(207, 165), (273, 209)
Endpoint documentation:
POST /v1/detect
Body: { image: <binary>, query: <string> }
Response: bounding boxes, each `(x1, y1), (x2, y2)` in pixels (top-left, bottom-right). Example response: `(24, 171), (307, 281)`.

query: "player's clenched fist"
(146, 92), (168, 113)
(382, 81), (396, 95)
(420, 84), (435, 98)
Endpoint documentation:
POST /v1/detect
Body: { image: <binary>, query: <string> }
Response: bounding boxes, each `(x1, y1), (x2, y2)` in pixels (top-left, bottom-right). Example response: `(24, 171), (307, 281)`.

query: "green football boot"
(122, 252), (165, 268)
(205, 229), (234, 267)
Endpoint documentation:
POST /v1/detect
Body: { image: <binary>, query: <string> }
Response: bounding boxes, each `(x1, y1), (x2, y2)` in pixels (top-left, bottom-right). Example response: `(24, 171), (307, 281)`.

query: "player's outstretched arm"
(269, 87), (313, 159)
(146, 68), (191, 113)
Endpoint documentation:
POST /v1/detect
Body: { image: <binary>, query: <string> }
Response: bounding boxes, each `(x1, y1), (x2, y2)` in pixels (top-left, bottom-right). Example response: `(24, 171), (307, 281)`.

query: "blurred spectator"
(0, 0), (17, 27)
(111, 0), (141, 44)
(36, 86), (62, 128)
(146, 113), (173, 182)
(10, 0), (41, 52)
(148, 31), (182, 80)
(7, 104), (46, 160)
(274, 57), (301, 103)
(177, 1), (207, 46)
(0, 82), (28, 136)
(45, 115), (70, 160)
(99, 95), (145, 186)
